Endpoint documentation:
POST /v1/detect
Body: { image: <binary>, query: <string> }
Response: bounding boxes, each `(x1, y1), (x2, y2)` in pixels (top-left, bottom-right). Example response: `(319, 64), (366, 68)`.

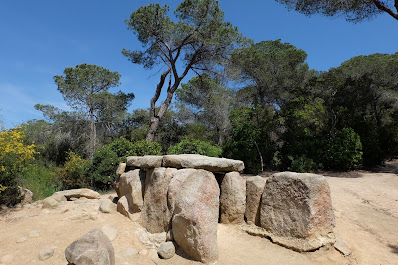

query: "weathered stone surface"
(116, 163), (126, 176)
(245, 176), (266, 226)
(102, 226), (118, 242)
(172, 170), (220, 264)
(99, 199), (116, 214)
(18, 186), (33, 204)
(162, 154), (245, 172)
(157, 242), (176, 259)
(50, 193), (67, 202)
(118, 169), (145, 212)
(135, 228), (167, 249)
(167, 168), (197, 214)
(126, 155), (163, 168)
(65, 229), (115, 265)
(260, 172), (335, 251)
(52, 188), (100, 200)
(141, 167), (177, 233)
(113, 179), (120, 198)
(29, 230), (41, 238)
(16, 237), (27, 243)
(42, 197), (58, 209)
(1, 254), (14, 264)
(220, 172), (246, 224)
(38, 248), (54, 261)
(116, 196), (135, 221)
(334, 238), (352, 256)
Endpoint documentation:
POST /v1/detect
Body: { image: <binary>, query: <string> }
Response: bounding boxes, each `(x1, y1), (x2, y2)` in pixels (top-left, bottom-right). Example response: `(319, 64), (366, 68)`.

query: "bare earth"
(1, 161), (398, 265)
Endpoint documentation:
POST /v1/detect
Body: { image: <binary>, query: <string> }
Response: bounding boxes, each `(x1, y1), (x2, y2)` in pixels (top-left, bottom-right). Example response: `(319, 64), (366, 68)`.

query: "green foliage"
(130, 140), (162, 156)
(168, 137), (222, 157)
(86, 145), (121, 191)
(20, 162), (60, 200)
(274, 0), (389, 22)
(56, 151), (90, 190)
(325, 128), (363, 170)
(288, 155), (319, 173)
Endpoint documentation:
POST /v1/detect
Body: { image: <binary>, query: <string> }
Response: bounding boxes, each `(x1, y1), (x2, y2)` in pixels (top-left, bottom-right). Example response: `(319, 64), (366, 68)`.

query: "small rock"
(1, 254), (14, 264)
(38, 248), (54, 261)
(15, 203), (22, 209)
(157, 242), (176, 259)
(41, 209), (51, 215)
(16, 237), (27, 243)
(19, 186), (34, 204)
(50, 193), (67, 202)
(42, 197), (58, 209)
(139, 249), (148, 256)
(29, 230), (41, 238)
(334, 238), (352, 256)
(124, 248), (138, 257)
(102, 226), (118, 242)
(166, 230), (173, 241)
(135, 228), (166, 248)
(116, 163), (127, 176)
(99, 199), (116, 214)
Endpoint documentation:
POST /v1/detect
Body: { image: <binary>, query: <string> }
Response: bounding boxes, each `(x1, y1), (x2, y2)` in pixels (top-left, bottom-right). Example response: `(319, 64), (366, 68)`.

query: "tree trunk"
(89, 109), (96, 159)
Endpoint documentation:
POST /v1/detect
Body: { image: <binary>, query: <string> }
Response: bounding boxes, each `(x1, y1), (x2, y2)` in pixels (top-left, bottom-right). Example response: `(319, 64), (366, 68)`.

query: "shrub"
(288, 155), (320, 173)
(0, 127), (37, 205)
(21, 162), (60, 200)
(325, 128), (363, 170)
(56, 151), (90, 189)
(107, 137), (134, 157)
(168, 137), (222, 157)
(130, 140), (162, 156)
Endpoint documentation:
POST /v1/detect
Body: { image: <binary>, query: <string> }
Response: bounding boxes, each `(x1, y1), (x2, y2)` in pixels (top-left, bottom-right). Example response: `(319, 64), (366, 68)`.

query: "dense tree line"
(1, 0), (398, 205)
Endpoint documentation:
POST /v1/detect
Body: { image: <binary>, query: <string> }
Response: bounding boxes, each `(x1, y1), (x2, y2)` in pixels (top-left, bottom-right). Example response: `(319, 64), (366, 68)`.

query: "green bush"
(325, 128), (363, 170)
(288, 155), (320, 173)
(107, 137), (134, 157)
(21, 162), (60, 200)
(130, 140), (162, 156)
(56, 151), (90, 189)
(168, 137), (222, 157)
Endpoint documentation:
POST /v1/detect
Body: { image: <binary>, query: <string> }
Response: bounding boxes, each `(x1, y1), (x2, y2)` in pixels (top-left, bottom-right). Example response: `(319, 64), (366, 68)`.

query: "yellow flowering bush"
(0, 127), (37, 205)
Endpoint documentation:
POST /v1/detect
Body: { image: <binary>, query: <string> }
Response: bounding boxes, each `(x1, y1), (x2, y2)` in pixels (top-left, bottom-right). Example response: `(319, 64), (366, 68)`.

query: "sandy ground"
(0, 162), (397, 265)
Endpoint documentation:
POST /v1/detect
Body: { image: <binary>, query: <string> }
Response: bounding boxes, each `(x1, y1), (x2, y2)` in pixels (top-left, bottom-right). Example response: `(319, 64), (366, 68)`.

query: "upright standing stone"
(245, 176), (266, 226)
(172, 170), (220, 264)
(118, 169), (146, 212)
(167, 168), (197, 215)
(260, 172), (335, 251)
(220, 172), (246, 224)
(141, 167), (177, 233)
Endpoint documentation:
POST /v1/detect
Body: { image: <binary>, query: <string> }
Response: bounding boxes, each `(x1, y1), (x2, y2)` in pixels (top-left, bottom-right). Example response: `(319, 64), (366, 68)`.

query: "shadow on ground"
(389, 244), (398, 255)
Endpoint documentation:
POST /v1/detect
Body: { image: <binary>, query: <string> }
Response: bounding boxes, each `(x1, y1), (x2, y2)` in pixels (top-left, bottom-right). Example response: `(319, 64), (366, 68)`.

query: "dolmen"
(114, 154), (336, 263)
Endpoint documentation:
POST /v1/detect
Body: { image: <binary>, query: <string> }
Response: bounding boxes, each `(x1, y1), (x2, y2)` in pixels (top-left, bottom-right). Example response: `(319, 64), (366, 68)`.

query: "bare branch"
(372, 0), (398, 20)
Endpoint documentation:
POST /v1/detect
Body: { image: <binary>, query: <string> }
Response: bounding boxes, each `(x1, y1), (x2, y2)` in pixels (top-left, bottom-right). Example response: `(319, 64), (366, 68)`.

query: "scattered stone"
(50, 193), (67, 202)
(118, 169), (146, 212)
(172, 170), (220, 263)
(162, 154), (245, 172)
(117, 196), (135, 220)
(126, 155), (163, 168)
(74, 197), (89, 204)
(15, 203), (22, 209)
(41, 209), (51, 215)
(1, 254), (14, 264)
(141, 167), (177, 233)
(157, 242), (176, 259)
(18, 186), (33, 204)
(63, 212), (99, 221)
(260, 172), (336, 251)
(166, 230), (174, 241)
(148, 249), (159, 260)
(334, 238), (352, 256)
(116, 163), (127, 176)
(42, 197), (58, 209)
(38, 248), (54, 261)
(16, 236), (27, 243)
(52, 188), (100, 200)
(102, 226), (118, 242)
(220, 171), (246, 224)
(99, 199), (117, 214)
(65, 229), (115, 265)
(135, 228), (167, 248)
(124, 248), (138, 257)
(139, 249), (148, 256)
(29, 230), (41, 238)
(245, 176), (266, 226)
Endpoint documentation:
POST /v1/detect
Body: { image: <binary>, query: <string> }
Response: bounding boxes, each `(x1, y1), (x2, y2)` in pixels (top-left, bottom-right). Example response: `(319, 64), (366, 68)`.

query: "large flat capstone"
(52, 188), (100, 200)
(126, 156), (163, 168)
(162, 154), (244, 172)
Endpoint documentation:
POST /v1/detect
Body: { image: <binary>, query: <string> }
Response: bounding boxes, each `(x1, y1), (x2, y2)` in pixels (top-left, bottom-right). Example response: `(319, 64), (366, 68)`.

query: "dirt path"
(0, 163), (397, 265)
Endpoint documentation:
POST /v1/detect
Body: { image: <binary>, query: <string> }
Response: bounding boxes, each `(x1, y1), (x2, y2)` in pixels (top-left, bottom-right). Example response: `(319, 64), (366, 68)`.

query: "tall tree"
(229, 40), (311, 108)
(176, 74), (233, 145)
(275, 0), (398, 22)
(122, 0), (243, 141)
(54, 63), (130, 159)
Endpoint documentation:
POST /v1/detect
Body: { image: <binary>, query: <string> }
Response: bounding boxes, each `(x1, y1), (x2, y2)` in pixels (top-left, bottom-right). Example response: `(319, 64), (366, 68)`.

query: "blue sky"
(0, 0), (397, 128)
